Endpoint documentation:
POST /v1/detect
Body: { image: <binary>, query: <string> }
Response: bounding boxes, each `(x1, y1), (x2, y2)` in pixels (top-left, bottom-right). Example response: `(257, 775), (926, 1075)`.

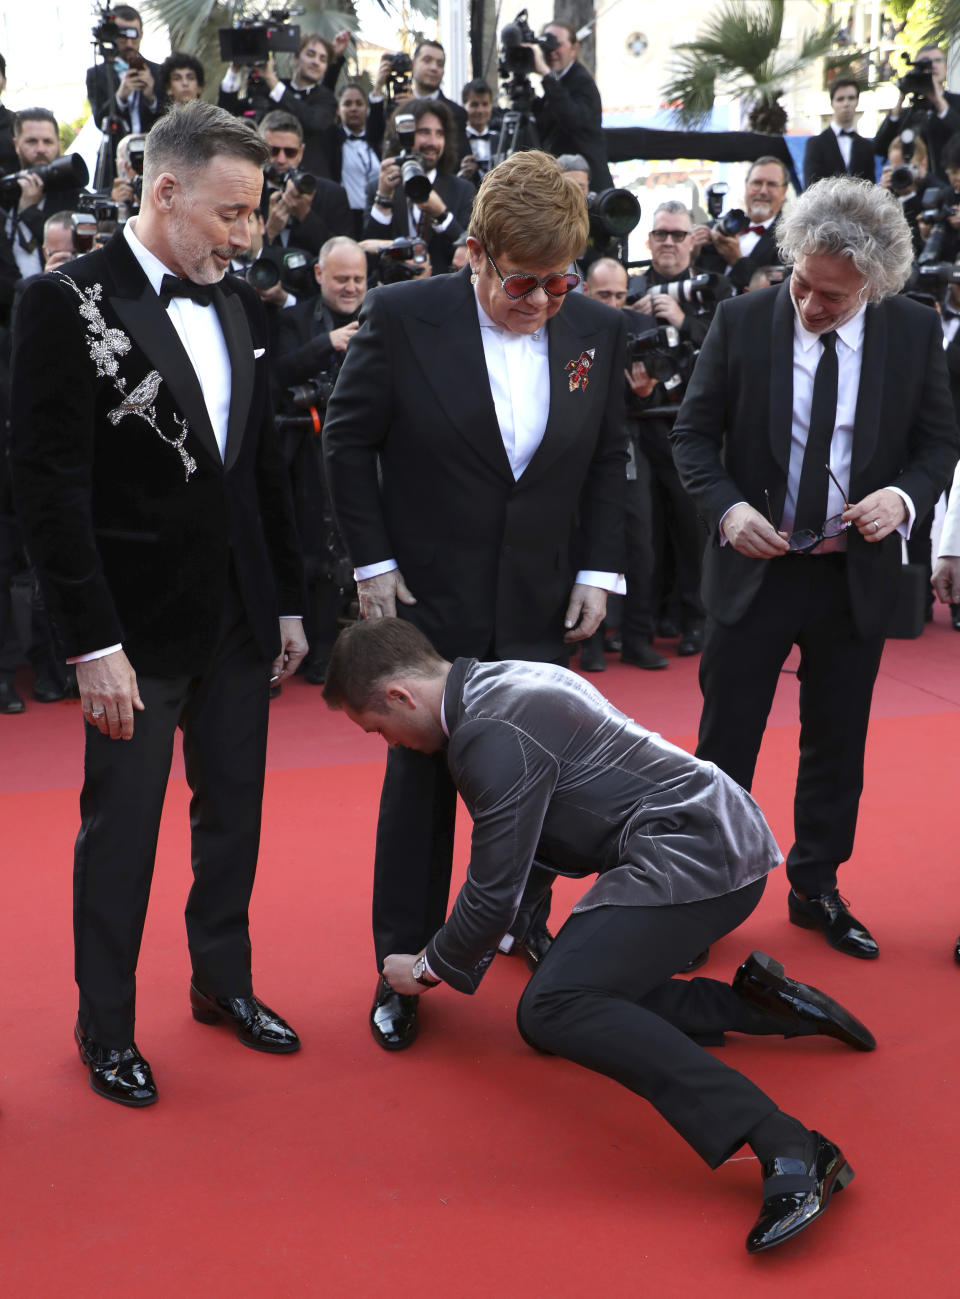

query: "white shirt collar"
(123, 217), (178, 295)
(793, 303), (866, 353)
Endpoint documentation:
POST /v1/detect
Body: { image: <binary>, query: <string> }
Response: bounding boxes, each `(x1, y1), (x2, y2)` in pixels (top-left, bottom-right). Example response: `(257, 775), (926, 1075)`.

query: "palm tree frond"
(663, 53), (719, 127)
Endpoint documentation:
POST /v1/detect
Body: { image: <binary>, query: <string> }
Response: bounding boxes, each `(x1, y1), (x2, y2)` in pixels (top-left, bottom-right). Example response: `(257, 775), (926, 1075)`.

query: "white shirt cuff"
(431, 210), (453, 232)
(575, 570), (627, 596)
(67, 644), (122, 664)
(369, 204), (392, 225)
(270, 81), (285, 103)
(421, 951), (440, 981)
(355, 559), (398, 582)
(888, 486), (916, 538)
(282, 291), (297, 309)
(220, 68), (243, 93)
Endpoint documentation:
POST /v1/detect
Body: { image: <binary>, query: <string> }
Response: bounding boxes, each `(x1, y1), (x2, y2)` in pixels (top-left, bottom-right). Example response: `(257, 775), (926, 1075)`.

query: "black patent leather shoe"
(370, 975), (419, 1051)
(682, 947), (710, 973)
(578, 633), (606, 673)
(621, 642), (669, 670)
(746, 1131), (854, 1253)
(189, 982), (300, 1053)
(0, 680), (25, 714)
(788, 888), (879, 959)
(75, 1021), (158, 1107)
(733, 951), (875, 1051)
(954, 934), (960, 964)
(512, 924), (554, 971)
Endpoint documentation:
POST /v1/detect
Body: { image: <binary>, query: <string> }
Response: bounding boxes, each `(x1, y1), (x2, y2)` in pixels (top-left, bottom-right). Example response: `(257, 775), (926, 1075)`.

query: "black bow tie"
(838, 129), (853, 136)
(159, 274), (216, 308)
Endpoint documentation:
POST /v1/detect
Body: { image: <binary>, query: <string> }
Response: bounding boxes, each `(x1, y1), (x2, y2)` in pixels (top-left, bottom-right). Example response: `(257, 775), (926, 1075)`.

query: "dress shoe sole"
(737, 952), (876, 1051)
(788, 904), (879, 959)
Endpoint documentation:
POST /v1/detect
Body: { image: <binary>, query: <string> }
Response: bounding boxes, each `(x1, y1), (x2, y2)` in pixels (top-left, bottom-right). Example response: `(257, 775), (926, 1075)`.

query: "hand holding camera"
(17, 172), (45, 209)
(638, 291), (685, 329)
(377, 155), (401, 201)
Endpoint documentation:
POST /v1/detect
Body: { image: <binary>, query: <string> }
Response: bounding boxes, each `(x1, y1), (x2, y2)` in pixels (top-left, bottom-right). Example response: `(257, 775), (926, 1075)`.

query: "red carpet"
(2, 613), (960, 1296)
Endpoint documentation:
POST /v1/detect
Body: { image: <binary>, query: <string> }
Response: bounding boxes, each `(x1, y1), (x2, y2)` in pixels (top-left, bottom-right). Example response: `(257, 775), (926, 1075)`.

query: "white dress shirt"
(356, 289), (624, 594)
(738, 216), (775, 260)
(831, 121), (854, 170)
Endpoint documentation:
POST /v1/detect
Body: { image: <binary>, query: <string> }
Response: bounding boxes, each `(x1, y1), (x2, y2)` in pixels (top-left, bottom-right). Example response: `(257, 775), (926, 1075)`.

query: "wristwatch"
(412, 954), (440, 988)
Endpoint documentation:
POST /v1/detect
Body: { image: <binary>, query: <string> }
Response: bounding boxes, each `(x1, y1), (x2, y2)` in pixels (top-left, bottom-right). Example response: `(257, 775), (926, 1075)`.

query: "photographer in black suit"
(804, 79), (876, 188)
(364, 99), (474, 276)
(693, 156), (788, 292)
(258, 111), (352, 258)
(874, 43), (960, 181)
(85, 6), (163, 149)
(527, 22), (612, 191)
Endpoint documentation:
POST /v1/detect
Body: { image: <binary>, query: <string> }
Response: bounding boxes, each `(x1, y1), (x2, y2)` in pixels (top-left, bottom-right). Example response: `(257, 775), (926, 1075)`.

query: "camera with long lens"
(918, 184), (960, 264)
(391, 113), (431, 205)
(647, 272), (734, 311)
(915, 260), (960, 289)
(499, 9), (558, 78)
(0, 153), (90, 209)
(588, 188), (641, 245)
(627, 325), (698, 403)
(74, 192), (121, 243)
(245, 247), (316, 295)
(377, 236), (428, 285)
(898, 54), (936, 100)
(263, 162), (318, 197)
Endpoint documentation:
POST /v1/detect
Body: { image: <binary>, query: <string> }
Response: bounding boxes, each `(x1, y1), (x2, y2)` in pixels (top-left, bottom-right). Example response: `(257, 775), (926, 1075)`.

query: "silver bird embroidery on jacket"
(57, 273), (198, 481)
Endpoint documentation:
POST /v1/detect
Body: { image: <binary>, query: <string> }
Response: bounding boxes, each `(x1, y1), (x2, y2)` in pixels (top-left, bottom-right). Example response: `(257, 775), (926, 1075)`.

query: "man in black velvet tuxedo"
(694, 156), (788, 293)
(671, 176), (959, 961)
(364, 98), (474, 275)
(11, 100), (307, 1107)
(325, 150), (626, 1052)
(803, 79), (876, 189)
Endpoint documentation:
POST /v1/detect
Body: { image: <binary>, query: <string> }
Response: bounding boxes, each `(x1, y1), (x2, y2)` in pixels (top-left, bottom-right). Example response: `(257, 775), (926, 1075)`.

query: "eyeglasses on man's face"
(269, 145), (300, 160)
(484, 248), (581, 299)
(649, 229), (691, 243)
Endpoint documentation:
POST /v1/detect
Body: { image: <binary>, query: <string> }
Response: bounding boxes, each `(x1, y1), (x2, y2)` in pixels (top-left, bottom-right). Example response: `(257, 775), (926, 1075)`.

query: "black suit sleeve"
(803, 135), (824, 188)
(285, 181), (354, 253)
(275, 82), (338, 136)
(273, 309), (336, 387)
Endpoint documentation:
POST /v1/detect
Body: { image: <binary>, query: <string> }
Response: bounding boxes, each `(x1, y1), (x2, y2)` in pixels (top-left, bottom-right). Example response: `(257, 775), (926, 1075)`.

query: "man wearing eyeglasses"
(694, 156), (789, 293)
(324, 150), (626, 1053)
(671, 176), (959, 962)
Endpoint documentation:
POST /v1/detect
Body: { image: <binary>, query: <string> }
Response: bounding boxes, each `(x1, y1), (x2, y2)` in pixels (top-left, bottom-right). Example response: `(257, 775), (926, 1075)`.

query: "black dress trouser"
(517, 877), (794, 1169)
(74, 576), (272, 1047)
(695, 553), (885, 898)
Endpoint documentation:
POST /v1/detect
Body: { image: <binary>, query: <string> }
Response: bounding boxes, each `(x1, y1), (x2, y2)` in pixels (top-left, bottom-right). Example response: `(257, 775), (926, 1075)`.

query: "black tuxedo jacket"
(10, 231), (303, 675)
(0, 103), (17, 175)
(803, 127), (876, 188)
(532, 61), (612, 191)
(695, 216), (783, 292)
(273, 296), (340, 389)
(323, 267), (627, 661)
(362, 171), (475, 274)
(86, 59), (165, 134)
(669, 282), (959, 637)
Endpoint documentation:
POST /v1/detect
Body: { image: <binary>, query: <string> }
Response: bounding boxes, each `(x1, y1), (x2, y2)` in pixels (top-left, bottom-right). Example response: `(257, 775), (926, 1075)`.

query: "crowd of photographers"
(1, 11), (959, 712)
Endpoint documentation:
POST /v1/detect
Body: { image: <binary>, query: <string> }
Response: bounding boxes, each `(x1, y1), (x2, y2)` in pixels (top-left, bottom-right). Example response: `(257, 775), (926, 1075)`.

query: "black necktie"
(159, 274), (216, 308)
(793, 330), (839, 533)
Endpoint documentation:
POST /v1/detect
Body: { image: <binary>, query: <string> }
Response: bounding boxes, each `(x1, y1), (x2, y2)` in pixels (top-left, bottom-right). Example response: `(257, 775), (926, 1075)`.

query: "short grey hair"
(144, 100), (269, 184)
(776, 176), (914, 303)
(555, 153), (590, 174)
(653, 200), (692, 224)
(318, 236), (365, 268)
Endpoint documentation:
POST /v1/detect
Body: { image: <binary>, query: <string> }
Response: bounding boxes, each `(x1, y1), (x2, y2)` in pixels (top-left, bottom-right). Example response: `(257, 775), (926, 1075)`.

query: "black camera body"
(499, 9), (558, 78)
(704, 181), (749, 237)
(588, 188), (641, 244)
(915, 260), (960, 289)
(245, 247), (316, 295)
(386, 51), (413, 101)
(898, 55), (936, 100)
(376, 236), (428, 285)
(918, 185), (960, 265)
(264, 163), (317, 197)
(92, 6), (140, 58)
(627, 325), (698, 402)
(218, 9), (300, 66)
(391, 113), (432, 205)
(647, 272), (732, 311)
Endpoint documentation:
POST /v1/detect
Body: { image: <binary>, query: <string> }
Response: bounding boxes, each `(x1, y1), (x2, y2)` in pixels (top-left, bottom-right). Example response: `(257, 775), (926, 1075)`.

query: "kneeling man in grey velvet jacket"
(324, 618), (877, 1255)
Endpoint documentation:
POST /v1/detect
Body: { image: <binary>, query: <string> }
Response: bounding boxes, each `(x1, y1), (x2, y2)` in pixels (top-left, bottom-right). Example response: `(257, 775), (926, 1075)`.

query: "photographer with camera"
(693, 157), (788, 292)
(258, 110), (352, 258)
(1, 110), (87, 284)
(520, 20), (611, 192)
(365, 100), (474, 276)
(874, 44), (960, 182)
(914, 135), (960, 268)
(458, 79), (497, 187)
(105, 132), (144, 220)
(273, 235), (367, 683)
(86, 6), (163, 146)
